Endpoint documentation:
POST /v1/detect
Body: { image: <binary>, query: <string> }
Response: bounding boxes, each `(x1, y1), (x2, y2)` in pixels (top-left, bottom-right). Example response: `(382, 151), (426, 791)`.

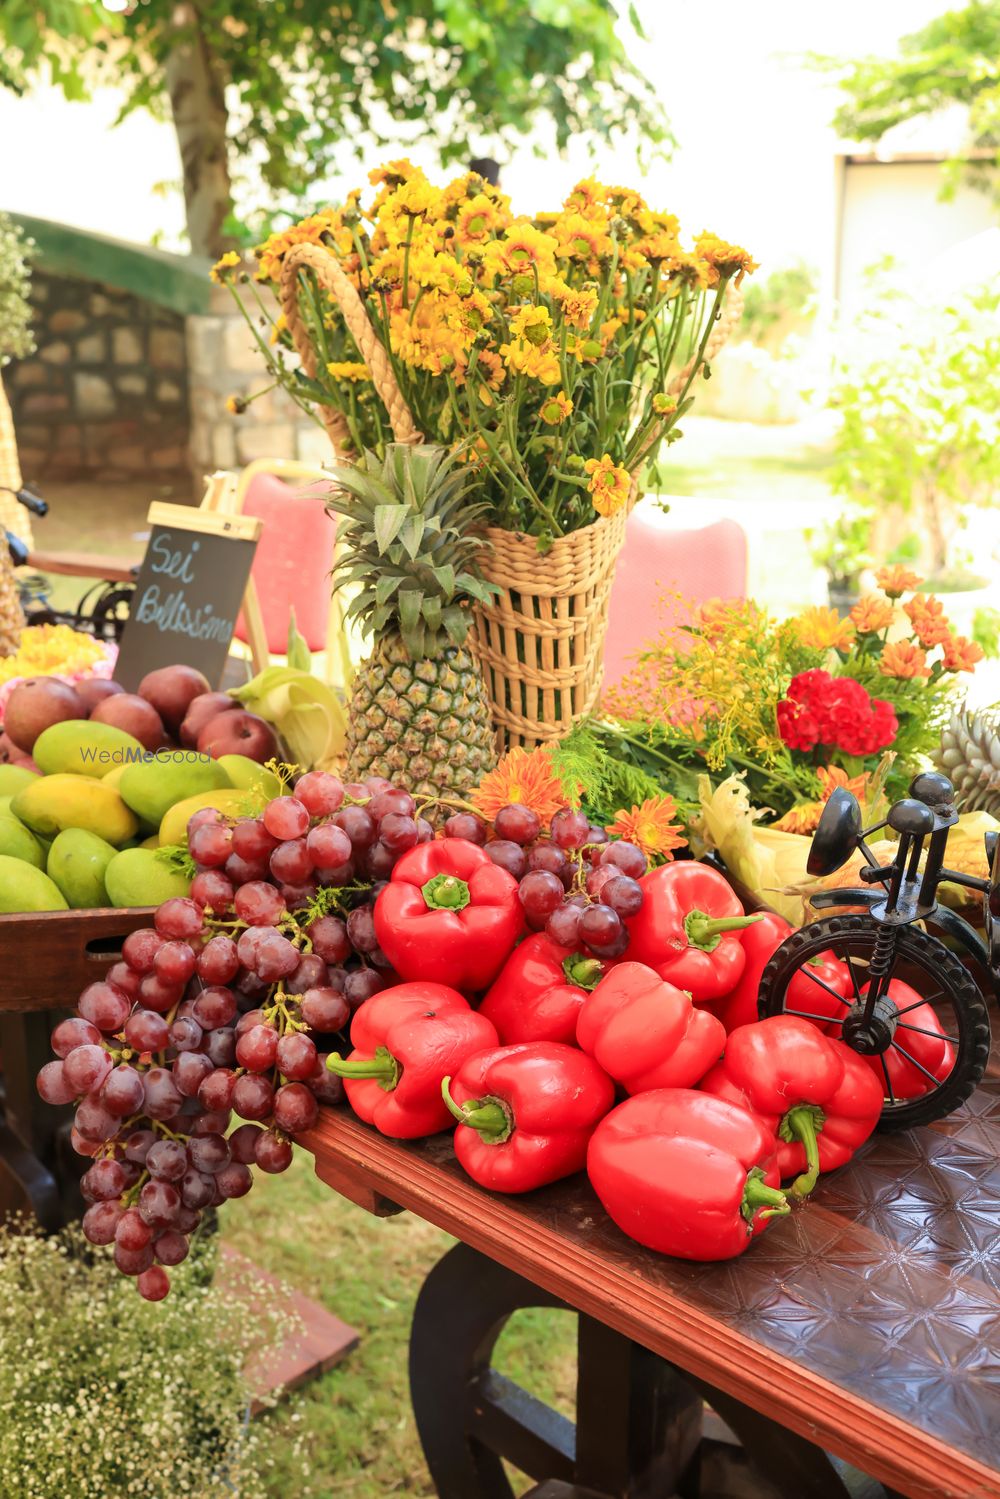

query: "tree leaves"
(5, 0), (671, 252)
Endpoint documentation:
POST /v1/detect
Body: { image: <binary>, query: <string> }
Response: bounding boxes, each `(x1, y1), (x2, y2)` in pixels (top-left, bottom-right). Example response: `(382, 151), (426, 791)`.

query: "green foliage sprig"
(828, 280), (1000, 576)
(822, 2), (1000, 207)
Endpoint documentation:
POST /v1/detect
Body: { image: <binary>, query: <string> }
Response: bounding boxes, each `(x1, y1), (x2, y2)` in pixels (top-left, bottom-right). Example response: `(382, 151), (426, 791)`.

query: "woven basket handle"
(279, 242), (423, 458)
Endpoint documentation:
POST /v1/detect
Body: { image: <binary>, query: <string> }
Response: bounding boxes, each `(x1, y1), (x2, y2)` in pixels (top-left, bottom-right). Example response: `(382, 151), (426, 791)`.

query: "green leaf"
(375, 574), (403, 607)
(397, 587), (424, 637)
(373, 504), (409, 553)
(286, 607), (312, 672)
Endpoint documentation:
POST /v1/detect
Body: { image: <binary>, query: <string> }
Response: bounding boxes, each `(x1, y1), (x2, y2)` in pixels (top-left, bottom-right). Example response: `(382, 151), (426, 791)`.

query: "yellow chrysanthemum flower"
(564, 178), (607, 214)
(209, 250), (241, 283)
(553, 211), (614, 267)
(481, 223), (560, 280)
(326, 362), (371, 382)
(790, 606), (855, 652)
(584, 453), (631, 517)
(694, 232), (759, 286)
(499, 337), (561, 385)
(539, 390), (573, 425)
(552, 285), (599, 331)
(509, 304), (553, 346)
(455, 195), (503, 245)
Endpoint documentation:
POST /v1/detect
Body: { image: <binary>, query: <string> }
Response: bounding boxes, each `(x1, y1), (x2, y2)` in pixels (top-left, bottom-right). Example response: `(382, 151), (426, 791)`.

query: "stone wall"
(7, 270), (192, 488)
(187, 279), (330, 482)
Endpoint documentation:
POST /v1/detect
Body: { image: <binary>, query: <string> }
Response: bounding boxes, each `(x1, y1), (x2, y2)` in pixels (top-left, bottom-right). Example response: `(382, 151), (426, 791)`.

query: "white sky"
(0, 0), (949, 274)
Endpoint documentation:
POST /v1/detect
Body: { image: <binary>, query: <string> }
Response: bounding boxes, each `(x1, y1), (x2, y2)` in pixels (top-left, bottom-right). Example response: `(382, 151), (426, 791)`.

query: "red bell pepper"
(479, 933), (610, 1046)
(860, 978), (956, 1100)
(718, 914), (853, 1035)
(441, 1041), (615, 1193)
(575, 962), (725, 1094)
(587, 1088), (790, 1260)
(625, 862), (763, 1004)
(700, 1015), (883, 1195)
(326, 982), (499, 1138)
(374, 838), (524, 991)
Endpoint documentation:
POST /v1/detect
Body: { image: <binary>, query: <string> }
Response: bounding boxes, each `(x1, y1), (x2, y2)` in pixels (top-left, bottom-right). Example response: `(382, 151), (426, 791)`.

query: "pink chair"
(232, 462), (335, 655)
(603, 513), (748, 696)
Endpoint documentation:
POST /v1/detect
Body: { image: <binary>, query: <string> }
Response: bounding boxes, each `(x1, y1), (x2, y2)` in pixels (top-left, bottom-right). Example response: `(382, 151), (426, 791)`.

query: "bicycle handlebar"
(0, 484), (48, 517)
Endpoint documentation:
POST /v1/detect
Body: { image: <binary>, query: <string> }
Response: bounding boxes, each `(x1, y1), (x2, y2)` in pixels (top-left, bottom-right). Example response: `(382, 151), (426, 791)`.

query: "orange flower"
(874, 564), (923, 598)
(940, 634), (985, 673)
(606, 796), (687, 859)
(772, 802), (823, 835)
(472, 746), (571, 825)
(849, 595), (894, 634)
(772, 765), (870, 835)
(791, 606), (855, 651)
(880, 640), (930, 679)
(903, 593), (952, 648)
(817, 764), (870, 802)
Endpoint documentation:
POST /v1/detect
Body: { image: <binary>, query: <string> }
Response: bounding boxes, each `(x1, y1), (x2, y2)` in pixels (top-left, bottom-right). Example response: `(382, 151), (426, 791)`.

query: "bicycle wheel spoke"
(879, 1053), (896, 1107)
(896, 1020), (960, 1045)
(784, 1008), (844, 1027)
(801, 968), (852, 1006)
(892, 994), (945, 1017)
(889, 1041), (947, 1087)
(833, 947), (865, 1002)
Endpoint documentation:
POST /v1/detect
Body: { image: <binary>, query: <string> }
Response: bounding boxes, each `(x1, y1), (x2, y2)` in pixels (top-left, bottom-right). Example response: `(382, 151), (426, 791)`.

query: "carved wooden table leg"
(409, 1243), (898, 1499)
(409, 1241), (574, 1499)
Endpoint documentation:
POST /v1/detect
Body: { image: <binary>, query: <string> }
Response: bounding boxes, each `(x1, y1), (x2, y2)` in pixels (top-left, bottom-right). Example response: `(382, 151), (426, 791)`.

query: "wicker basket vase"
(472, 510), (627, 751)
(279, 248), (742, 751)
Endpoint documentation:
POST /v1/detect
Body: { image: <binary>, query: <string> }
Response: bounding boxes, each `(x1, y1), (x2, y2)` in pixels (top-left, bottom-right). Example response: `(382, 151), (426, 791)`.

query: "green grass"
(221, 1152), (578, 1497)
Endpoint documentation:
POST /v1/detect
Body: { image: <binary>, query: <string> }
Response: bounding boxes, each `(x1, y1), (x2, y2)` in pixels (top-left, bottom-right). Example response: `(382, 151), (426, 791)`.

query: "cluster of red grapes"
(36, 769), (434, 1299)
(445, 803), (647, 959)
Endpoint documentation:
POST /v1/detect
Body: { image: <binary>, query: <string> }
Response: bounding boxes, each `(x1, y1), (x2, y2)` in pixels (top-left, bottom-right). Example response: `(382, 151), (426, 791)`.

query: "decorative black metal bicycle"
(758, 770), (999, 1129)
(3, 483), (136, 644)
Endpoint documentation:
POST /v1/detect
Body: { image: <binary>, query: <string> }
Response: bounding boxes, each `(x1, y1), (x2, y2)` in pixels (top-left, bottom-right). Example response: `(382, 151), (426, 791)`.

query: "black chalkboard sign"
(114, 502), (263, 691)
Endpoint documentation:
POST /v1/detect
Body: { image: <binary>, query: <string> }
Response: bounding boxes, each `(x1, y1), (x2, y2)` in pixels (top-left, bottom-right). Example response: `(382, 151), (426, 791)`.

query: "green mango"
(0, 854), (68, 911)
(32, 720), (146, 780)
(0, 765), (40, 797)
(47, 829), (117, 909)
(104, 847), (191, 908)
(119, 751), (231, 828)
(217, 754), (282, 798)
(11, 774), (139, 845)
(0, 813), (46, 869)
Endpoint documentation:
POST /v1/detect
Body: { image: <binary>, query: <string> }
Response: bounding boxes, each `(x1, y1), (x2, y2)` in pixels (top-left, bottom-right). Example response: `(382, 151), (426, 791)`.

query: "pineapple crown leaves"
(326, 443), (498, 660)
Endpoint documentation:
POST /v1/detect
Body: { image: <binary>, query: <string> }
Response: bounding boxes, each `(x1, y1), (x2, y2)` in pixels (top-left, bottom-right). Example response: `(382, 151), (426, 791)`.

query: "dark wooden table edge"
(301, 1108), (1000, 1499)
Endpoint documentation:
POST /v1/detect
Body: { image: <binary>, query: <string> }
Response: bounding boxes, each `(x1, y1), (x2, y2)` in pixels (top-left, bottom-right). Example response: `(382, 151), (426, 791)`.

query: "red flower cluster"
(777, 669), (897, 757)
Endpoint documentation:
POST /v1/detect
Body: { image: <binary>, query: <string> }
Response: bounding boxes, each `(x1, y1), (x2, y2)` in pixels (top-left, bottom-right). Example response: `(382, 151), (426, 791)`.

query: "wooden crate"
(0, 907), (156, 1014)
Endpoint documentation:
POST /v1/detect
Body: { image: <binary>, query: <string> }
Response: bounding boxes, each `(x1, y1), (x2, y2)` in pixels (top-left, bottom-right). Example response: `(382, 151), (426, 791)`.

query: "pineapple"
(327, 444), (498, 803)
(933, 706), (1000, 819)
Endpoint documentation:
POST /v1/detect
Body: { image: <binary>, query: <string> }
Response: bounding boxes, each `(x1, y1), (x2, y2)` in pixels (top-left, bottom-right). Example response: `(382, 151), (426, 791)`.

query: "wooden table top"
(304, 1078), (1000, 1499)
